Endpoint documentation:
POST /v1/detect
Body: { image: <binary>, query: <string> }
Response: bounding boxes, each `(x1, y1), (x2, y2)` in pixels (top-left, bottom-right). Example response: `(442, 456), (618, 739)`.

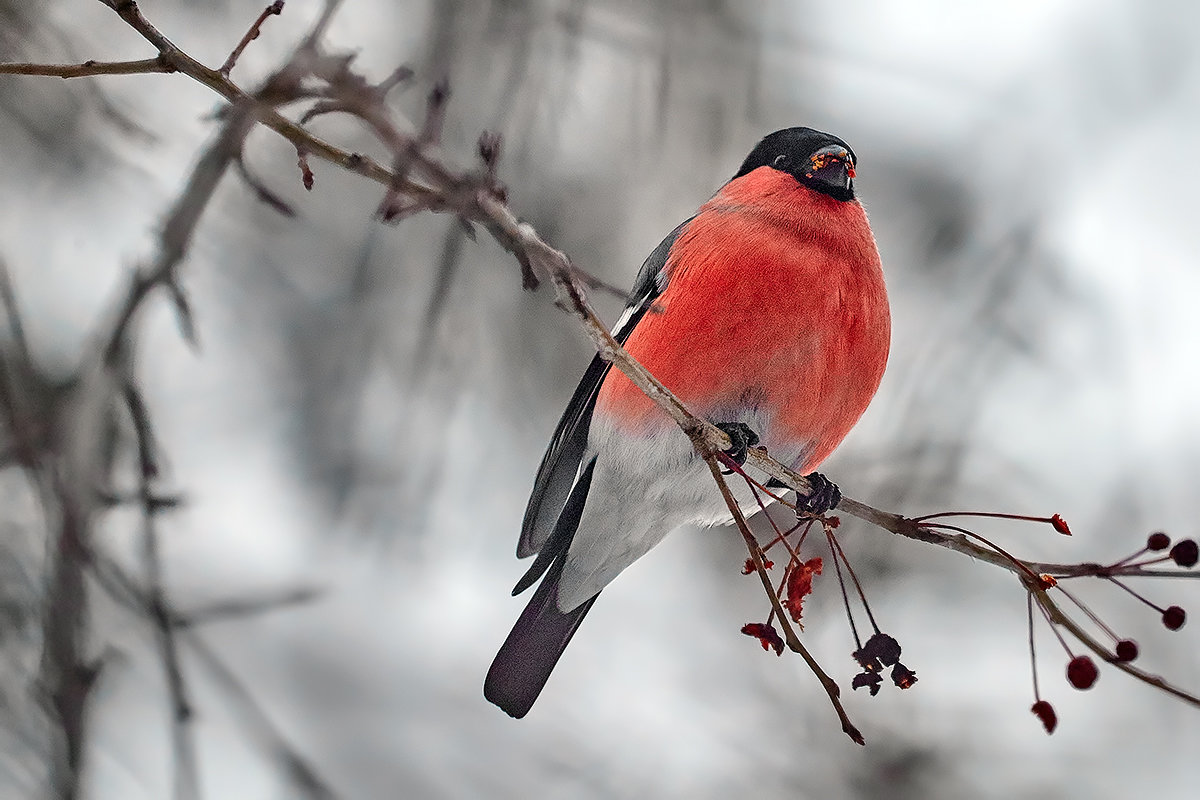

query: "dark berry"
(853, 632), (903, 670)
(1162, 606), (1187, 631)
(852, 670), (883, 696)
(1066, 655), (1099, 689)
(1031, 700), (1058, 734)
(1170, 539), (1198, 568)
(1147, 532), (1171, 551)
(1114, 639), (1139, 662)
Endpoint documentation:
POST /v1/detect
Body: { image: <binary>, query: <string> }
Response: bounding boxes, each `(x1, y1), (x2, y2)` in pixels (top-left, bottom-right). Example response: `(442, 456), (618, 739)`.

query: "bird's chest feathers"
(657, 220), (883, 401)
(595, 197), (889, 457)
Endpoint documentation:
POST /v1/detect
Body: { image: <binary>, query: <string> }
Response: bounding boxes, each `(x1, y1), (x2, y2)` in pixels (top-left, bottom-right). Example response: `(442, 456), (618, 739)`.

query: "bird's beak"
(804, 145), (855, 193)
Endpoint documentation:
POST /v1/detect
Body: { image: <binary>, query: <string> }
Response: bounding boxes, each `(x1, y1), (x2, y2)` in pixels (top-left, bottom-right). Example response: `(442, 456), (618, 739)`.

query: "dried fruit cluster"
(733, 490), (1198, 738)
(734, 469), (918, 703)
(1026, 531), (1197, 733)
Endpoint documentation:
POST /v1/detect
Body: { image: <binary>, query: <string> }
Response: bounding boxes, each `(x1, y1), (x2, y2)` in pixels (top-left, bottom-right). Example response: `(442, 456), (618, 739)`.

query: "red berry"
(1031, 700), (1058, 734)
(1162, 606), (1187, 630)
(1114, 639), (1139, 662)
(1066, 655), (1099, 689)
(1170, 539), (1198, 568)
(1147, 532), (1171, 551)
(742, 557), (776, 574)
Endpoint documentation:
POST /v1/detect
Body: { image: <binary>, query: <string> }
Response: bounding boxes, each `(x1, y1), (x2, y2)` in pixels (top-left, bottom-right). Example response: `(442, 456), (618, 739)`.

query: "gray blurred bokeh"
(2, 0), (1199, 797)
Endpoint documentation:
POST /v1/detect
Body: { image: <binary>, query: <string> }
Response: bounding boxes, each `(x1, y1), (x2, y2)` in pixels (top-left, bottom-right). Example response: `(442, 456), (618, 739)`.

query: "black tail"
(487, 457), (597, 718)
(484, 565), (599, 718)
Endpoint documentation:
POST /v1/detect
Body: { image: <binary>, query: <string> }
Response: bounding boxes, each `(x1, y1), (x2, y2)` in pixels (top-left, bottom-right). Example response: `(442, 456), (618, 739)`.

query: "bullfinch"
(485, 127), (890, 718)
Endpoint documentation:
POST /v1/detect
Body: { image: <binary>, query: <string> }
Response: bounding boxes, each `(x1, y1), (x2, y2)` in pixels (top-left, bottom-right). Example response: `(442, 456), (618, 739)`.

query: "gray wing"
(515, 217), (693, 560)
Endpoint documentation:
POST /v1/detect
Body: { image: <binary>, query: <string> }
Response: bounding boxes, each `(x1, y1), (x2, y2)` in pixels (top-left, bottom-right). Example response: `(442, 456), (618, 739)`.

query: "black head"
(733, 127), (858, 202)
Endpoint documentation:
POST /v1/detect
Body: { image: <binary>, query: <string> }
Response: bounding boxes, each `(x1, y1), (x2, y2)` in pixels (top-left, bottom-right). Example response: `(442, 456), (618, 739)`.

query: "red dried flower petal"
(741, 557), (775, 575)
(1050, 514), (1071, 536)
(891, 662), (918, 689)
(1162, 606), (1187, 631)
(1147, 532), (1171, 551)
(1066, 655), (1098, 690)
(741, 622), (784, 655)
(1031, 700), (1058, 734)
(782, 557), (823, 626)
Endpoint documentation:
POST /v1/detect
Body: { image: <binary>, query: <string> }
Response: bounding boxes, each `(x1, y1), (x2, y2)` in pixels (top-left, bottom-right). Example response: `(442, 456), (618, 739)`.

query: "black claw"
(797, 471), (840, 514)
(715, 422), (759, 473)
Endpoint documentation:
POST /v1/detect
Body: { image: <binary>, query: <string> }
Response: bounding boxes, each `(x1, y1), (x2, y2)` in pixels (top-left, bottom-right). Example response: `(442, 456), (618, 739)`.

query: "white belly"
(554, 411), (809, 611)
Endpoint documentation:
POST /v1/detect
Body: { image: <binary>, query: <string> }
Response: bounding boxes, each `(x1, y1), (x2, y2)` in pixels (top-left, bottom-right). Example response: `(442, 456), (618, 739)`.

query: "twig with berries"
(715, 457), (1197, 738)
(702, 453), (866, 746)
(915, 513), (1200, 733)
(724, 456), (917, 723)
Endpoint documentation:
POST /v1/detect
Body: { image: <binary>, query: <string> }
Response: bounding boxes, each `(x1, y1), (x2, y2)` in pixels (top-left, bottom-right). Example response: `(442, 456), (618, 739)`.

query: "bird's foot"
(714, 422), (759, 473)
(796, 471), (841, 515)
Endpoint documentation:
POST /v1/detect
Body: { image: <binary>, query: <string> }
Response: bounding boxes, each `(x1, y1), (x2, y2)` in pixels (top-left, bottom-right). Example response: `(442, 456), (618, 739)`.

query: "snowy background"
(2, 0), (1199, 797)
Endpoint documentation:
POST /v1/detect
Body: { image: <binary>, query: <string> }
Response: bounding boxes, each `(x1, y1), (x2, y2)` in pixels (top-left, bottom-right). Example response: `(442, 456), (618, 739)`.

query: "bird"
(485, 127), (891, 718)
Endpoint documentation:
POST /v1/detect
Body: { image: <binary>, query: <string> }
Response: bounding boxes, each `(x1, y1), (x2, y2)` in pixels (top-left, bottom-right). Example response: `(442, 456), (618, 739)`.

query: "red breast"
(594, 167), (890, 474)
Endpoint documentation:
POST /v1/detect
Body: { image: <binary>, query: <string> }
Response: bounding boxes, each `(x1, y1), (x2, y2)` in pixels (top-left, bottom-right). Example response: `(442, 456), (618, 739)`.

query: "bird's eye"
(773, 154), (789, 167)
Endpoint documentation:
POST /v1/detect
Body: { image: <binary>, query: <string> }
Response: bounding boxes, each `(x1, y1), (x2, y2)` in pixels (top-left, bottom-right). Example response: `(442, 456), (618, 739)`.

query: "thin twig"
(179, 587), (323, 627)
(123, 384), (199, 800)
(185, 636), (338, 799)
(301, 0), (345, 50)
(219, 1), (286, 76)
(234, 153), (297, 217)
(0, 259), (31, 359)
(86, 554), (337, 797)
(40, 498), (93, 800)
(824, 527), (880, 633)
(1027, 594), (1042, 701)
(101, 107), (258, 363)
(0, 259), (36, 466)
(702, 454), (864, 745)
(1031, 584), (1200, 707)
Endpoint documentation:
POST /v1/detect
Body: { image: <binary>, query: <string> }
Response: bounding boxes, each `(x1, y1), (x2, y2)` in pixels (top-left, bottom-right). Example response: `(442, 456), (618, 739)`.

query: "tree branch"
(0, 56), (174, 78)
(122, 384), (199, 800)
